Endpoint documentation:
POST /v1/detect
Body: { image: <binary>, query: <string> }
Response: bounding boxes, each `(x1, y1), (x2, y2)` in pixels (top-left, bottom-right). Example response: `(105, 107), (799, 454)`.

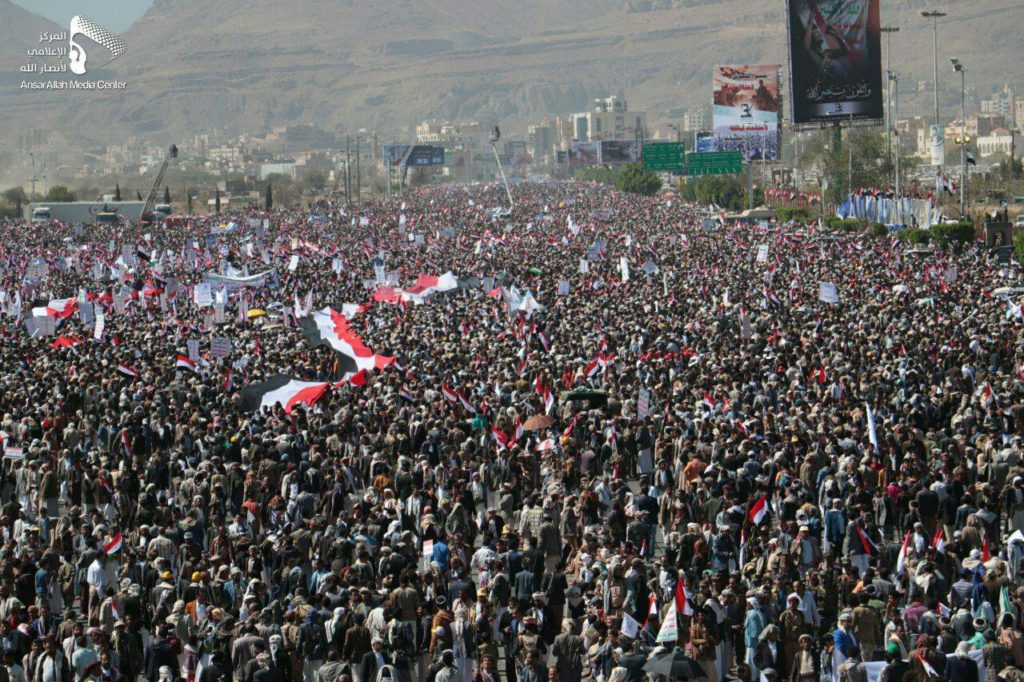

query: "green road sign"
(683, 151), (743, 176)
(642, 142), (686, 171)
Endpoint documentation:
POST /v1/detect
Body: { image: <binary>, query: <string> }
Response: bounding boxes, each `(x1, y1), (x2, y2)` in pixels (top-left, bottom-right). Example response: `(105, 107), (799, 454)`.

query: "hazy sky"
(14, 0), (152, 32)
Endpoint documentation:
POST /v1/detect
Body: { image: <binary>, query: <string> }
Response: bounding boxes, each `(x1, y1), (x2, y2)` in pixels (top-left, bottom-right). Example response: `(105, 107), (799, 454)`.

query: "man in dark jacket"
(143, 627), (179, 682)
(360, 638), (391, 682)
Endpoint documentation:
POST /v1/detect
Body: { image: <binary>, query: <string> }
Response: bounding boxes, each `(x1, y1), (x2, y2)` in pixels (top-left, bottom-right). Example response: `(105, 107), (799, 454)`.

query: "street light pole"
(890, 71), (902, 223)
(881, 26), (900, 184)
(952, 59), (966, 215)
(921, 11), (945, 128)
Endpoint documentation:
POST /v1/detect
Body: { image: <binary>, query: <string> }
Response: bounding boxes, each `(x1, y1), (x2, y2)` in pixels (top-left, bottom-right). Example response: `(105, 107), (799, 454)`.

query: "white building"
(977, 128), (1013, 158)
(569, 96), (648, 142)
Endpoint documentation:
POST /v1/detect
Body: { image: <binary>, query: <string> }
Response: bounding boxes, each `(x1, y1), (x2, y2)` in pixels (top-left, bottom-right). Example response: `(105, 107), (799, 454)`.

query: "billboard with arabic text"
(786, 0), (883, 124)
(713, 64), (780, 161)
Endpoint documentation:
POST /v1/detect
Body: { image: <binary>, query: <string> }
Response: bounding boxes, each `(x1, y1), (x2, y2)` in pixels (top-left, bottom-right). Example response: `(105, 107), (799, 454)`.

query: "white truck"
(24, 201), (146, 224)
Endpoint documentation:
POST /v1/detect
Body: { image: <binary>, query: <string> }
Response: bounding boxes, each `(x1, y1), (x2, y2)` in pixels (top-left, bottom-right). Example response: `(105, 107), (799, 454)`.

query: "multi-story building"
(682, 109), (707, 132)
(978, 128), (1013, 158)
(981, 86), (1015, 122)
(526, 121), (556, 162)
(415, 120), (485, 153)
(568, 96), (648, 142)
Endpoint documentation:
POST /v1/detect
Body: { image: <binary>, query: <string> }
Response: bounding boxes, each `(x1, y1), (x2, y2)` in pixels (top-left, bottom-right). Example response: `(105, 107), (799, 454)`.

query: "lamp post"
(880, 26), (900, 184)
(889, 71), (902, 223)
(921, 11), (946, 128)
(951, 58), (966, 215)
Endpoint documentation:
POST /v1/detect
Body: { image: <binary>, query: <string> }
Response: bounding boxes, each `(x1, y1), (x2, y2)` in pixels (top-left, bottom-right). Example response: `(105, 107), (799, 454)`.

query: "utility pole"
(881, 26), (900, 184)
(848, 115), (854, 198)
(890, 71), (902, 223)
(952, 59), (966, 215)
(921, 11), (945, 128)
(29, 153), (36, 199)
(345, 136), (351, 205)
(355, 136), (361, 205)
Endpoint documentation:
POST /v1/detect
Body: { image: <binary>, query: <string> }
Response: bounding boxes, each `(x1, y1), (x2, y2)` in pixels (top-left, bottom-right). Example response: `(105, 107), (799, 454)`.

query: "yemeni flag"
(643, 593), (659, 628)
(916, 652), (939, 678)
(121, 431), (132, 456)
(175, 355), (198, 373)
(856, 523), (878, 556)
(441, 385), (458, 404)
(398, 387), (414, 403)
(513, 419), (524, 443)
(492, 427), (510, 451)
(896, 530), (911, 576)
(748, 494), (770, 526)
(239, 374), (329, 415)
(116, 362), (138, 378)
(674, 577), (693, 616)
(50, 336), (83, 349)
(103, 531), (123, 555)
(544, 387), (555, 415)
(457, 391), (477, 414)
(32, 298), (78, 319)
(584, 358), (601, 378)
(301, 307), (394, 381)
(932, 527), (946, 554)
(535, 438), (555, 451)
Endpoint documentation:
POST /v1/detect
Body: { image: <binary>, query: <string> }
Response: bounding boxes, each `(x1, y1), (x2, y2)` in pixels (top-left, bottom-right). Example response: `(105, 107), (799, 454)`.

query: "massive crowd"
(0, 182), (1023, 682)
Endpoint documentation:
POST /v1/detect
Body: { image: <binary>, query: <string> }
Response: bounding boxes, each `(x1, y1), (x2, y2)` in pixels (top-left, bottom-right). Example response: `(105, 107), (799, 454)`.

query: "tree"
(677, 175), (761, 211)
(615, 163), (662, 196)
(163, 186), (171, 204)
(800, 126), (919, 208)
(265, 182), (273, 210)
(214, 187), (221, 214)
(300, 171), (328, 195)
(136, 190), (143, 201)
(113, 183), (122, 201)
(44, 185), (76, 202)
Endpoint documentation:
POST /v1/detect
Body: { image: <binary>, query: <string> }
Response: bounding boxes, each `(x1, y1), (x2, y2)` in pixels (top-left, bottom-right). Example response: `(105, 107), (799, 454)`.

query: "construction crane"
(139, 144), (177, 223)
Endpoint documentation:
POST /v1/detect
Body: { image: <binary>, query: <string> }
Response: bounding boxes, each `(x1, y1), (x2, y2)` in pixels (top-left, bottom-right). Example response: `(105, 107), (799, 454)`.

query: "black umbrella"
(642, 652), (707, 679)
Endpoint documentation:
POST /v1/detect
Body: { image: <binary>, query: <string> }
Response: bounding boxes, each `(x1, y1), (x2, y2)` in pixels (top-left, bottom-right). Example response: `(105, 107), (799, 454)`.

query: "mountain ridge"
(0, 0), (1020, 146)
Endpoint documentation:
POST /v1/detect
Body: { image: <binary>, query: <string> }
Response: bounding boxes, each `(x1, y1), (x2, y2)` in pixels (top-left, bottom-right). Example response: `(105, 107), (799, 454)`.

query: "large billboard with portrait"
(568, 142), (599, 166)
(599, 140), (639, 165)
(786, 0), (883, 124)
(713, 64), (780, 161)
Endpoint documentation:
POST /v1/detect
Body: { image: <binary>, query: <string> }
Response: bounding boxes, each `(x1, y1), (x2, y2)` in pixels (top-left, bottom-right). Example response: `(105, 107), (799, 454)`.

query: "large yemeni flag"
(301, 307), (394, 380)
(239, 374), (329, 414)
(104, 531), (123, 555)
(856, 523), (878, 555)
(175, 355), (198, 372)
(674, 577), (693, 616)
(748, 494), (769, 526)
(896, 530), (911, 575)
(399, 272), (459, 304)
(32, 298), (78, 319)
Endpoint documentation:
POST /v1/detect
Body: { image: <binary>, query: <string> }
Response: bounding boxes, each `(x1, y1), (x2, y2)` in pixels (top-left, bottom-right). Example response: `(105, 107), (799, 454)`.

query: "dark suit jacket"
(945, 655), (977, 682)
(361, 651), (391, 681)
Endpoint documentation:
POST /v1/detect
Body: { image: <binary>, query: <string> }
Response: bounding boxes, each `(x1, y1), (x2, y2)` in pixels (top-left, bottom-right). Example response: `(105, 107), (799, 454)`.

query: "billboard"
(786, 0), (883, 124)
(713, 64), (780, 161)
(385, 145), (445, 166)
(695, 132), (716, 153)
(568, 142), (599, 166)
(929, 125), (944, 166)
(599, 140), (639, 165)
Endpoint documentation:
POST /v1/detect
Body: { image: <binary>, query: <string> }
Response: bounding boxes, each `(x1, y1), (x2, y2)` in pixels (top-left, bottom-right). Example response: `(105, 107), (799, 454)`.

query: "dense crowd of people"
(0, 181), (1022, 682)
